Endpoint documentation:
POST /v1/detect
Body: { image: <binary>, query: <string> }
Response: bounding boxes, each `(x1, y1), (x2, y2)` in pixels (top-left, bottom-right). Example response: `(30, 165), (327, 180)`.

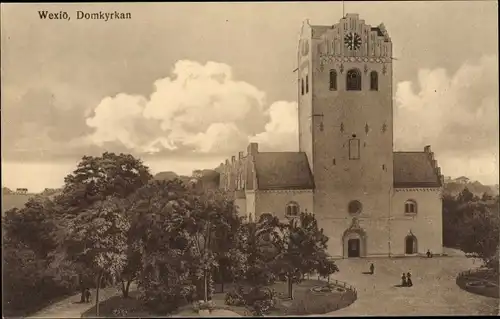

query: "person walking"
(370, 263), (375, 275)
(426, 249), (431, 258)
(85, 288), (91, 303)
(401, 273), (407, 287)
(406, 272), (413, 287)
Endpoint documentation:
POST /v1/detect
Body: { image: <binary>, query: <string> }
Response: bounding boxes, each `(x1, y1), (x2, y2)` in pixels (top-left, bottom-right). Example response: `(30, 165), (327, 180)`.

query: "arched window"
(370, 71), (378, 91)
(286, 201), (300, 217)
(301, 78), (304, 95)
(404, 200), (417, 214)
(348, 200), (362, 215)
(346, 68), (362, 91)
(329, 69), (337, 91)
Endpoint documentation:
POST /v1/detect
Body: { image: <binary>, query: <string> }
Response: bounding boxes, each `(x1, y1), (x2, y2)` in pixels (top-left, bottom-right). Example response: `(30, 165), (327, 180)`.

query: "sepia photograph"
(1, 1), (499, 317)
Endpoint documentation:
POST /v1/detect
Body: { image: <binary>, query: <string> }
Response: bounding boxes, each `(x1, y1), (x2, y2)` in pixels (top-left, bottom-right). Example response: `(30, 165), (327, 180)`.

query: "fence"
(318, 277), (357, 298)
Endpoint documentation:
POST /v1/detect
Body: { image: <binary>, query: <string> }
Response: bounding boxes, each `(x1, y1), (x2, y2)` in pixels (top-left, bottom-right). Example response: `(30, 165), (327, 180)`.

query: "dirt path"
(27, 287), (122, 318)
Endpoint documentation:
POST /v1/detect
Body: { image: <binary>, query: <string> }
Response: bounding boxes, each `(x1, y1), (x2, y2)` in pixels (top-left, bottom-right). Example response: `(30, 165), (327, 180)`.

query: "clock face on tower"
(344, 32), (362, 51)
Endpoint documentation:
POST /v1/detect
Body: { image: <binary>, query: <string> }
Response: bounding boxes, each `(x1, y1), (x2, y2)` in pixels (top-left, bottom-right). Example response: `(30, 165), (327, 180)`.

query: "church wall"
(390, 188), (443, 256)
(254, 189), (313, 221)
(319, 217), (390, 258)
(245, 190), (256, 221)
(235, 197), (247, 218)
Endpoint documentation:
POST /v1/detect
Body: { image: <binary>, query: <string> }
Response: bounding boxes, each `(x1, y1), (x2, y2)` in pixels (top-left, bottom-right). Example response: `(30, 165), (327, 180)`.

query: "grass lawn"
(81, 288), (156, 318)
(76, 279), (356, 317)
(456, 268), (499, 299)
(212, 279), (356, 316)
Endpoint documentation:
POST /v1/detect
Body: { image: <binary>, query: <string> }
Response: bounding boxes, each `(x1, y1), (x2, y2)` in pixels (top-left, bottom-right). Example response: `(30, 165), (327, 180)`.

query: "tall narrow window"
(301, 78), (304, 95)
(286, 201), (300, 217)
(346, 69), (362, 91)
(349, 138), (360, 160)
(329, 69), (337, 91)
(370, 71), (378, 91)
(306, 75), (309, 93)
(404, 200), (417, 214)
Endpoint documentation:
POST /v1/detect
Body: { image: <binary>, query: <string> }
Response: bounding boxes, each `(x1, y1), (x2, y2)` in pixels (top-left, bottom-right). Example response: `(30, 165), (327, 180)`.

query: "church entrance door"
(405, 236), (416, 254)
(347, 239), (361, 257)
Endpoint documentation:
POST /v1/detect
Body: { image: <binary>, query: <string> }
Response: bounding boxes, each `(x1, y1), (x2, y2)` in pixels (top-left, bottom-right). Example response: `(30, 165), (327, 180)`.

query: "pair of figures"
(401, 272), (413, 287)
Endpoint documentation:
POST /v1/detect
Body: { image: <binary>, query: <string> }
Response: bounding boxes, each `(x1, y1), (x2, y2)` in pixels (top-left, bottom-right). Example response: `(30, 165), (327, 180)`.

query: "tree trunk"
(79, 273), (86, 303)
(126, 280), (132, 297)
(121, 280), (128, 298)
(288, 276), (294, 300)
(204, 270), (208, 302)
(221, 281), (224, 293)
(95, 272), (103, 317)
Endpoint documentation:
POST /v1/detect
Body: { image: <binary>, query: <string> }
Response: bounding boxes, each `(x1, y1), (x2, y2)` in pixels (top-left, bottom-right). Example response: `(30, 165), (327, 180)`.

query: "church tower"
(298, 14), (394, 258)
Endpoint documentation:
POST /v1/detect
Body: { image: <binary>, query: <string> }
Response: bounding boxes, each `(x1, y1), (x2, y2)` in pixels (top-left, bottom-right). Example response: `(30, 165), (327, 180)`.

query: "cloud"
(251, 101), (298, 151)
(394, 55), (498, 181)
(2, 84), (95, 159)
(85, 60), (296, 156)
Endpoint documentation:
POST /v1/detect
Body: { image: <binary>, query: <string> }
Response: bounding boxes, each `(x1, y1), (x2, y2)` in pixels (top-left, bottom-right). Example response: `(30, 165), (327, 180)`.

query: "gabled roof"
(254, 152), (314, 190)
(393, 152), (442, 188)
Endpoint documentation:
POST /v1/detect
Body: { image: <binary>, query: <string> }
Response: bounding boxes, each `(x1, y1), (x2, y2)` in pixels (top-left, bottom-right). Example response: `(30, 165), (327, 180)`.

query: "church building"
(216, 14), (444, 259)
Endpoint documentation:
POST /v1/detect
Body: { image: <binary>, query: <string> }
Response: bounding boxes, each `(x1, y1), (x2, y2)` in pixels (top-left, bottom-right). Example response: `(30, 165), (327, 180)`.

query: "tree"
(60, 197), (130, 316)
(54, 152), (152, 302)
(127, 179), (244, 313)
(457, 187), (476, 203)
(129, 179), (201, 313)
(3, 197), (60, 259)
(60, 152), (152, 213)
(458, 198), (500, 271)
(268, 212), (338, 300)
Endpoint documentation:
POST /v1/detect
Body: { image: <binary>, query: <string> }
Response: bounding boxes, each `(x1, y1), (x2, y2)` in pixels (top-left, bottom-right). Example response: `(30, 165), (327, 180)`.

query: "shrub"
(244, 287), (278, 316)
(139, 284), (195, 314)
(112, 308), (128, 317)
(224, 289), (245, 306)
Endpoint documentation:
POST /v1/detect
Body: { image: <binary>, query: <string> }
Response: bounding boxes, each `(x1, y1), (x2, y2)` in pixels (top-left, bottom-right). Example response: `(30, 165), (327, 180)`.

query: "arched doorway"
(342, 218), (367, 258)
(405, 234), (418, 254)
(347, 238), (361, 257)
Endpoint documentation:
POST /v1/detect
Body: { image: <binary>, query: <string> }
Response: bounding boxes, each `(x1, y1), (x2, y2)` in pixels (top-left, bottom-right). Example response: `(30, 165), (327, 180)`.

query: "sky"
(1, 1), (499, 192)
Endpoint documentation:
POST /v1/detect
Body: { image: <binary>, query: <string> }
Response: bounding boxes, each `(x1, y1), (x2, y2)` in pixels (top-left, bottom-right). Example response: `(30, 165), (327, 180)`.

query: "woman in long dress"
(407, 272), (413, 287)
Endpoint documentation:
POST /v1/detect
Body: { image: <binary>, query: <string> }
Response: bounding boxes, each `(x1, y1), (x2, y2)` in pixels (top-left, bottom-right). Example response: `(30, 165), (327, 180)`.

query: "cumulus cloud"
(394, 55), (498, 181)
(85, 60), (297, 155)
(251, 101), (299, 151)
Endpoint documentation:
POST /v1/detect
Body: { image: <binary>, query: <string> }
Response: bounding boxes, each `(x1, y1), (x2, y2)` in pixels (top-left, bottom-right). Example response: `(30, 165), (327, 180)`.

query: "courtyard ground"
(321, 248), (499, 316)
(24, 249), (499, 317)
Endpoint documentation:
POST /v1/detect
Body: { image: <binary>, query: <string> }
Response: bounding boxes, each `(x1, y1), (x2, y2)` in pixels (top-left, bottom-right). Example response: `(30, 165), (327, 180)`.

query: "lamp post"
(285, 210), (299, 300)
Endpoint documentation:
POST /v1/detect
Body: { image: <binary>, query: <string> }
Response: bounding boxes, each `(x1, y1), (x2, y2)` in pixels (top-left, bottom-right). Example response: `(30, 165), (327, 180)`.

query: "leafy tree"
(458, 197), (500, 270)
(128, 179), (243, 313)
(59, 152), (152, 213)
(457, 187), (476, 203)
(272, 212), (338, 299)
(54, 152), (152, 301)
(3, 197), (61, 259)
(129, 179), (200, 313)
(59, 197), (130, 316)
